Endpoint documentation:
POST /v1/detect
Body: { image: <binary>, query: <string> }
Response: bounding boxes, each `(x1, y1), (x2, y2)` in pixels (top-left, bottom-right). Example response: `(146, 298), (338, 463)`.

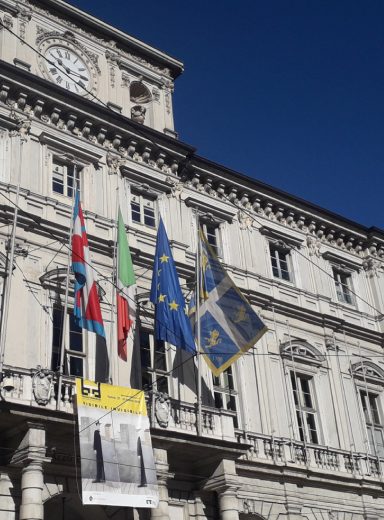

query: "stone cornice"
(5, 0), (183, 79)
(1, 63), (384, 267)
(0, 60), (194, 168)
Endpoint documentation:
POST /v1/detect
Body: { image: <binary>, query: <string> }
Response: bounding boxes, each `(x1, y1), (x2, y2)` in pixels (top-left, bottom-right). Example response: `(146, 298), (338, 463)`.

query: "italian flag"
(117, 208), (136, 361)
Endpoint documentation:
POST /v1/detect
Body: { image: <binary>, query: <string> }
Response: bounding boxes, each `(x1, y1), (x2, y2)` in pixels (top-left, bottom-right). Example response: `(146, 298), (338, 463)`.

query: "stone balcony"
(1, 364), (383, 483)
(234, 430), (383, 482)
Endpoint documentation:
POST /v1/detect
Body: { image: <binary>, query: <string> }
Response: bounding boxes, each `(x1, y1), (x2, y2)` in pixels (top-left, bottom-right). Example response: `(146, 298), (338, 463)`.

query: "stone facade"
(1, 1), (384, 519)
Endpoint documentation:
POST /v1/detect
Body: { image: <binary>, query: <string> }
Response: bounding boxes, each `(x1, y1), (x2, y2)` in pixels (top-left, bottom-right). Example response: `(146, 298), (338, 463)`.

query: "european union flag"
(150, 218), (196, 354)
(190, 230), (267, 376)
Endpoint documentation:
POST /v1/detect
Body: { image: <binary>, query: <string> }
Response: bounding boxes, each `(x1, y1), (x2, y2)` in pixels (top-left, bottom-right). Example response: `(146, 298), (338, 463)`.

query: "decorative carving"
(32, 366), (54, 406)
(239, 498), (273, 517)
(36, 29), (100, 73)
(131, 105), (146, 124)
(16, 3), (32, 39)
(2, 14), (14, 29)
(106, 151), (125, 174)
(2, 74), (384, 260)
(307, 235), (322, 257)
(351, 361), (384, 385)
(9, 113), (31, 141)
(362, 257), (382, 277)
(154, 392), (170, 428)
(165, 176), (183, 199)
(280, 340), (325, 366)
(152, 87), (160, 102)
(31, 3), (172, 76)
(238, 211), (254, 231)
(121, 72), (130, 88)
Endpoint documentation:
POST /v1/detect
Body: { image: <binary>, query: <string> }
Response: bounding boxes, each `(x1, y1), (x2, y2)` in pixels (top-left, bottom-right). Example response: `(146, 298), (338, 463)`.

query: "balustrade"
(3, 365), (384, 483)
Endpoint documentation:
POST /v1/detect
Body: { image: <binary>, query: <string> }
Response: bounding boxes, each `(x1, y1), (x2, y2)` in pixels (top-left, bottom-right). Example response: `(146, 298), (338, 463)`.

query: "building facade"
(0, 1), (384, 519)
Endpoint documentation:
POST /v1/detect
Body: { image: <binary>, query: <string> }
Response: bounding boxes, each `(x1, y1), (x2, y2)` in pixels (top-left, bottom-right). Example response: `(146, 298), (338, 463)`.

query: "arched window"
(280, 340), (325, 444)
(351, 360), (384, 457)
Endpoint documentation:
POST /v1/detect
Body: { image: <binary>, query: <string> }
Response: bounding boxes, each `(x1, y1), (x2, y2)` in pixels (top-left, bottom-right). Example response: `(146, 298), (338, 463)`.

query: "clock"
(37, 36), (99, 97)
(45, 45), (91, 94)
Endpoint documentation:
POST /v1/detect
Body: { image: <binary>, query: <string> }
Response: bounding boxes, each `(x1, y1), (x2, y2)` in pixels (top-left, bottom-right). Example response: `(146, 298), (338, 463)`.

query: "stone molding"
(350, 360), (384, 386)
(1, 75), (384, 264)
(280, 340), (326, 367)
(28, 1), (174, 78)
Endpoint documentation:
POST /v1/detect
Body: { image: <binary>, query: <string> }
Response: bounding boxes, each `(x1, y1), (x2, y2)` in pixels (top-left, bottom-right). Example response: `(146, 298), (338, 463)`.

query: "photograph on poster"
(76, 380), (159, 508)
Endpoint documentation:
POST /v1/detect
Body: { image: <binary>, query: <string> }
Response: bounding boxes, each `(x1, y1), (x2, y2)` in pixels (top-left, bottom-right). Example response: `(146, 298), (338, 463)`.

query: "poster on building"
(75, 379), (159, 508)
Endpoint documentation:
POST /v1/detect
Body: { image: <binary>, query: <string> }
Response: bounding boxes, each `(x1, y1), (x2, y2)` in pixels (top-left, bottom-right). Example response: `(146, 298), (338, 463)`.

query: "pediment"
(280, 340), (325, 366)
(351, 361), (384, 385)
(39, 268), (105, 301)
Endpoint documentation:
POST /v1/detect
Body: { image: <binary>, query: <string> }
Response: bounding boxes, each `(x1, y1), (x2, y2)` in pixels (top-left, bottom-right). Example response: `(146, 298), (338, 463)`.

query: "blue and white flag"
(150, 218), (196, 354)
(190, 230), (267, 376)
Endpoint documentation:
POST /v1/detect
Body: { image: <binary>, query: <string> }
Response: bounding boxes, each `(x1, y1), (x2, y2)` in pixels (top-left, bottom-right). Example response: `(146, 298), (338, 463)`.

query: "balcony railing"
(234, 430), (382, 479)
(1, 365), (383, 481)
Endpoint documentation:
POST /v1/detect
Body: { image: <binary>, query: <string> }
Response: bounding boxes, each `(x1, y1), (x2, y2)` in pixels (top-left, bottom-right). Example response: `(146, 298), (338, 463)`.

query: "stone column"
(0, 472), (17, 518)
(217, 486), (239, 520)
(151, 448), (173, 520)
(10, 423), (50, 520)
(19, 460), (44, 520)
(203, 459), (240, 520)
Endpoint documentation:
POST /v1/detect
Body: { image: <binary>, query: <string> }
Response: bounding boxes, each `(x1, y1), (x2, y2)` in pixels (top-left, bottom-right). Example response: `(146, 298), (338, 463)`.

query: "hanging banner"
(76, 379), (159, 508)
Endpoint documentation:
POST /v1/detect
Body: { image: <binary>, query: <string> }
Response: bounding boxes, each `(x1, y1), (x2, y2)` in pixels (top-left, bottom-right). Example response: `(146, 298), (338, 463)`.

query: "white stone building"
(0, 1), (384, 519)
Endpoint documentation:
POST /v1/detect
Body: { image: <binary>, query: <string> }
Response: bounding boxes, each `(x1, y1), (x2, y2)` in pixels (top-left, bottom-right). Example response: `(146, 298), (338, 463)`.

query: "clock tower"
(0, 0), (183, 135)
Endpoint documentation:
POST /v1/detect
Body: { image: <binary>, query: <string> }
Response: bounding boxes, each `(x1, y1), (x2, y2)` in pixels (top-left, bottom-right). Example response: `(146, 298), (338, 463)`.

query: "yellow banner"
(75, 379), (147, 415)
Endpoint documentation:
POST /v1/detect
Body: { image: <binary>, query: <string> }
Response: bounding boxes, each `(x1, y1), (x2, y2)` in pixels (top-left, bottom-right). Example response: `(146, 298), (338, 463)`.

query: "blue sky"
(69, 0), (384, 228)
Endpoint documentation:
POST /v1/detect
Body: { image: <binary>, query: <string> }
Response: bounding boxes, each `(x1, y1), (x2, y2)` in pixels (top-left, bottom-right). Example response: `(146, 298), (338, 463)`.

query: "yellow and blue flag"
(190, 230), (267, 376)
(150, 218), (196, 354)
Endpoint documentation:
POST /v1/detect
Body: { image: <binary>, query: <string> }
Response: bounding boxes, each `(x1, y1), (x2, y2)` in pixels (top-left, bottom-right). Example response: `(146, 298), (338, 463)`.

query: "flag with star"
(190, 229), (267, 376)
(150, 218), (196, 354)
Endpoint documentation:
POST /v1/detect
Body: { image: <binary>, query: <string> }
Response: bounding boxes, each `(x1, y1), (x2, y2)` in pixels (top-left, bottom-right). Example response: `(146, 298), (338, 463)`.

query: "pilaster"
(10, 423), (50, 520)
(151, 448), (173, 520)
(204, 459), (240, 520)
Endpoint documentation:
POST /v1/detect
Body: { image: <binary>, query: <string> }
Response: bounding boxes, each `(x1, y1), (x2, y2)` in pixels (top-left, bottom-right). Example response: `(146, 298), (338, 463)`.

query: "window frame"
(359, 390), (384, 458)
(269, 242), (293, 283)
(200, 221), (222, 258)
(130, 191), (157, 228)
(139, 328), (169, 394)
(332, 267), (355, 306)
(212, 366), (239, 428)
(51, 306), (85, 377)
(51, 157), (81, 198)
(290, 371), (320, 445)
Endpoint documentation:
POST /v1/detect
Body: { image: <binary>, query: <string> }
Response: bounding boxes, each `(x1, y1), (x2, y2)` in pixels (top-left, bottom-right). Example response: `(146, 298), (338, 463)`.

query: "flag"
(190, 229), (267, 376)
(150, 218), (196, 354)
(117, 208), (136, 361)
(72, 190), (105, 337)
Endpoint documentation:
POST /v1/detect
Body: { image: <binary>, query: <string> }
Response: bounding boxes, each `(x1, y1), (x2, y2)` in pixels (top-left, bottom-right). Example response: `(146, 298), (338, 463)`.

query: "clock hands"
(56, 58), (89, 82)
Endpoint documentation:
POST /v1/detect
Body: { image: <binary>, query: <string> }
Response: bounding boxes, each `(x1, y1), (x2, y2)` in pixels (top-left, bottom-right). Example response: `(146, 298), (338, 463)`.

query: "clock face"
(45, 45), (91, 94)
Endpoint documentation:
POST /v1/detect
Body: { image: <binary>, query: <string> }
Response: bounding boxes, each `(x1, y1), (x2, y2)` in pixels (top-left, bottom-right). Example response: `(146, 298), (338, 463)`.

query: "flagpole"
(0, 183), (20, 380)
(196, 213), (202, 436)
(56, 166), (77, 411)
(108, 187), (119, 384)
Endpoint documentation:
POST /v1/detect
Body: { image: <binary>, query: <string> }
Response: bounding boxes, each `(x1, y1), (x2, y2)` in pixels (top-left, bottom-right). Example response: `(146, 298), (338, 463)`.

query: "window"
(332, 268), (354, 305)
(131, 193), (156, 228)
(291, 372), (319, 444)
(51, 307), (84, 377)
(140, 329), (169, 394)
(212, 367), (238, 428)
(201, 222), (221, 257)
(269, 244), (292, 282)
(360, 391), (384, 457)
(52, 159), (80, 197)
